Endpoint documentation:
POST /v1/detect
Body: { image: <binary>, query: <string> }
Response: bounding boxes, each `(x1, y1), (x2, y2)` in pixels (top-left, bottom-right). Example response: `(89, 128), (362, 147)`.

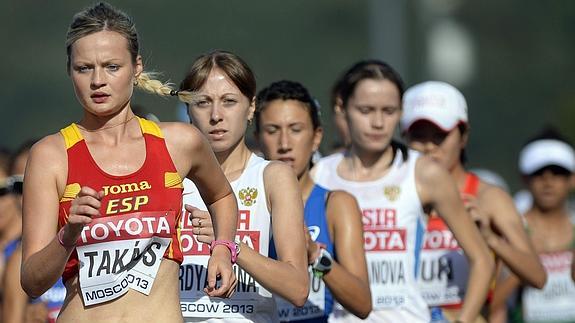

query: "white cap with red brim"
(401, 81), (468, 132)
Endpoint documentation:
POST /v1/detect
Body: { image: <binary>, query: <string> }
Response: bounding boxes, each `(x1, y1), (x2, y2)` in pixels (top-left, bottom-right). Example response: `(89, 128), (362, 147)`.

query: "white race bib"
(523, 251), (575, 322)
(179, 231), (272, 318)
(364, 227), (411, 309)
(76, 211), (174, 305)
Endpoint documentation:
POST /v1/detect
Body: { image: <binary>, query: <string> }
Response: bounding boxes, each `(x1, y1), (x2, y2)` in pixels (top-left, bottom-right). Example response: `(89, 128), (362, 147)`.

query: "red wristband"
(210, 240), (240, 264)
(57, 227), (76, 249)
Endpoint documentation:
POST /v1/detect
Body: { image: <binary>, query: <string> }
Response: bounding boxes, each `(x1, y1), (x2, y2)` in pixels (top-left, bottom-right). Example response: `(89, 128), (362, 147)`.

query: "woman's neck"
(346, 144), (395, 181)
(298, 170), (315, 204)
(78, 107), (137, 143)
(451, 162), (469, 190)
(216, 140), (251, 182)
(530, 204), (571, 222)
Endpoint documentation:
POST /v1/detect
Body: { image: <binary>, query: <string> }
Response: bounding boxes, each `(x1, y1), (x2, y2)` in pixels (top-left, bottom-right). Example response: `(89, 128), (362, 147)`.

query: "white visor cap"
(401, 81), (468, 132)
(519, 139), (575, 175)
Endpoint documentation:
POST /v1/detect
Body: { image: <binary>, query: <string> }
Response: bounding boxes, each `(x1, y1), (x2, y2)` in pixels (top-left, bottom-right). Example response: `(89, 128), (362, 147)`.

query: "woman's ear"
(134, 55), (143, 79)
(312, 127), (324, 152)
(247, 96), (256, 122)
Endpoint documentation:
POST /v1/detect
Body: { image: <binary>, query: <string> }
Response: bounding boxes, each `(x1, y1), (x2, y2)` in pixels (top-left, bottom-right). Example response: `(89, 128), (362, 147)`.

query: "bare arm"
(20, 136), (97, 297)
(489, 269), (522, 323)
(321, 191), (371, 319)
(164, 122), (238, 297)
(3, 245), (27, 323)
(236, 162), (309, 306)
(416, 157), (495, 322)
(478, 186), (546, 289)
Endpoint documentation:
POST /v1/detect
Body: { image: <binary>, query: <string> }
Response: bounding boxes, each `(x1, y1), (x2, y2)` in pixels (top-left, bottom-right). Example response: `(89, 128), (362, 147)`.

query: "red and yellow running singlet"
(58, 117), (183, 283)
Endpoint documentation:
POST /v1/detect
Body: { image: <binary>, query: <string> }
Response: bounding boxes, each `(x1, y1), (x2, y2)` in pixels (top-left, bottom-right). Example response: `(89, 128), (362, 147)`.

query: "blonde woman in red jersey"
(401, 81), (546, 322)
(20, 3), (238, 322)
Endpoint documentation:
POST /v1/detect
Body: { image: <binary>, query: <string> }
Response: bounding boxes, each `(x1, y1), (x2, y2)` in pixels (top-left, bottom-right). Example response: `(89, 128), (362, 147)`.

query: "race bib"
(523, 251), (575, 322)
(179, 231), (272, 318)
(76, 211), (174, 305)
(417, 225), (466, 306)
(364, 226), (411, 309)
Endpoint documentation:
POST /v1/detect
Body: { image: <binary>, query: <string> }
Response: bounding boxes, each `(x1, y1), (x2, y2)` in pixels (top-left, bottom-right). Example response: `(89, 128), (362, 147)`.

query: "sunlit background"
(2, 0), (575, 193)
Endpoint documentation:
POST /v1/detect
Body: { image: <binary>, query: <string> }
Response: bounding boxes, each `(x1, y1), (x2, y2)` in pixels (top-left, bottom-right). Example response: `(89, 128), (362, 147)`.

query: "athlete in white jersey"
(255, 80), (371, 322)
(490, 128), (575, 323)
(182, 154), (278, 322)
(177, 51), (308, 322)
(312, 60), (494, 323)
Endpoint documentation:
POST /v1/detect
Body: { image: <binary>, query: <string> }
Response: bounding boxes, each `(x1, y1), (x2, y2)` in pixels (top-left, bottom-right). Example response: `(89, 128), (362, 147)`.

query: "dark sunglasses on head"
(0, 175), (23, 196)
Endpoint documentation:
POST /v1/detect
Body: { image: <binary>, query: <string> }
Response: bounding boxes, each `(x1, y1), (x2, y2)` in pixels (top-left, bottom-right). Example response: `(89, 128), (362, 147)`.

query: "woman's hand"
(464, 195), (501, 246)
(304, 226), (320, 265)
(185, 204), (215, 244)
(204, 245), (238, 298)
(62, 186), (103, 246)
(185, 205), (237, 298)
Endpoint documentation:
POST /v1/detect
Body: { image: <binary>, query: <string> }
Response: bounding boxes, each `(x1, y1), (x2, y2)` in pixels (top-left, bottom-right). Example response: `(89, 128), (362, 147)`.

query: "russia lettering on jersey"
(313, 151), (430, 323)
(522, 250), (575, 322)
(179, 154), (277, 322)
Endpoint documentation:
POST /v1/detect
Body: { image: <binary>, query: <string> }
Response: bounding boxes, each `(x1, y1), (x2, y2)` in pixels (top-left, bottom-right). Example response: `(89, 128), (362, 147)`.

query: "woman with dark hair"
(311, 60), (494, 322)
(177, 51), (309, 322)
(489, 128), (573, 323)
(255, 80), (371, 322)
(401, 81), (545, 322)
(20, 3), (238, 322)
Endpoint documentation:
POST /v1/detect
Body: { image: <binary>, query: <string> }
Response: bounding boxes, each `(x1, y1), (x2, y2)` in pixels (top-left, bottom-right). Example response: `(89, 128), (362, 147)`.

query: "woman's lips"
(208, 129), (227, 139)
(90, 93), (110, 104)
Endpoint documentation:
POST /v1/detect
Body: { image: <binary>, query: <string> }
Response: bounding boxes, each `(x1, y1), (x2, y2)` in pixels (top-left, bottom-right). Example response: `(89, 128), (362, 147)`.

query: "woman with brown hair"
(177, 51), (309, 322)
(311, 60), (494, 322)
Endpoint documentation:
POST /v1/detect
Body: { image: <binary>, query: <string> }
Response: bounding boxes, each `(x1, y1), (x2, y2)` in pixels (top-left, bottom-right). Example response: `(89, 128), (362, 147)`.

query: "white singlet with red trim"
(179, 153), (278, 323)
(522, 250), (575, 322)
(312, 150), (429, 323)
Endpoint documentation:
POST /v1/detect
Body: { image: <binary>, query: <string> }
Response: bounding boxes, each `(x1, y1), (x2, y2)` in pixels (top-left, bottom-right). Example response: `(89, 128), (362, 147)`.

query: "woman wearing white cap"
(490, 128), (575, 323)
(401, 81), (546, 322)
(311, 60), (494, 323)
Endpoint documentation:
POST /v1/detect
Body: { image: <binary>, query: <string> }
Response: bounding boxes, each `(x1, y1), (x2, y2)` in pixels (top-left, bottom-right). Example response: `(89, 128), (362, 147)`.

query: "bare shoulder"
(415, 155), (448, 185)
(28, 133), (67, 171)
(326, 190), (358, 207)
(476, 180), (518, 219)
(159, 121), (204, 149)
(263, 160), (297, 180)
(477, 180), (513, 205)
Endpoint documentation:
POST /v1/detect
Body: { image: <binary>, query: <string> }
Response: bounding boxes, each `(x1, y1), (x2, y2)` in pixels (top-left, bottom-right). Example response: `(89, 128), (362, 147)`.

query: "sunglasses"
(0, 175), (23, 197)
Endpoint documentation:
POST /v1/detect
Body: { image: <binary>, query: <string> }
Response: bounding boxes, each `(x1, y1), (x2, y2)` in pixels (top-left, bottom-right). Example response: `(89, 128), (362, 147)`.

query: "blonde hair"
(135, 72), (197, 103)
(66, 2), (194, 103)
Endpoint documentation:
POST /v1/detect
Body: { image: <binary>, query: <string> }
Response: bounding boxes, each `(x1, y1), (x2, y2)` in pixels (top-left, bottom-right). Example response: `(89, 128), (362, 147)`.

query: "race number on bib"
(179, 231), (272, 318)
(76, 211), (174, 306)
(364, 226), (411, 309)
